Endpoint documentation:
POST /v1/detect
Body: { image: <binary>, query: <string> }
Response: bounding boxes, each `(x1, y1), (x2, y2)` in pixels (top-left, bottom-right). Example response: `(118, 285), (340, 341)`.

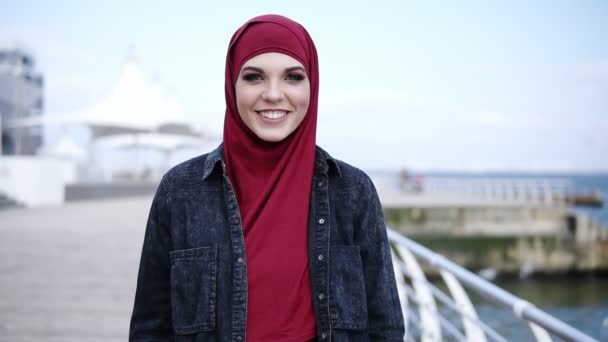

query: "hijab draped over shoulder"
(223, 14), (319, 341)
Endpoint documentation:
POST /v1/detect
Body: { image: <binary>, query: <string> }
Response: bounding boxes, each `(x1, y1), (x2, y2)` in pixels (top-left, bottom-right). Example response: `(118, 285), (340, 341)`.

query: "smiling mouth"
(256, 110), (288, 120)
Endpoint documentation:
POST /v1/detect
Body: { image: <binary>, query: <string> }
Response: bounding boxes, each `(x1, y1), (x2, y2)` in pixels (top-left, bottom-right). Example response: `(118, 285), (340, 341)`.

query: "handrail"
(387, 228), (598, 342)
(399, 280), (469, 341)
(394, 259), (507, 342)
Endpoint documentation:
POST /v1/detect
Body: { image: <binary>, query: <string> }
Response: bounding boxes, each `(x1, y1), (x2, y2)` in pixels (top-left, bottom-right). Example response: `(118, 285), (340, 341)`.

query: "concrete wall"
(0, 156), (75, 206)
(65, 182), (157, 201)
(384, 206), (570, 236)
(385, 206), (608, 274)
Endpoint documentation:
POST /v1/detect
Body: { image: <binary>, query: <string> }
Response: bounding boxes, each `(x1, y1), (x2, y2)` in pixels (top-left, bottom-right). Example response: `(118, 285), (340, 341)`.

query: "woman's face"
(235, 52), (310, 142)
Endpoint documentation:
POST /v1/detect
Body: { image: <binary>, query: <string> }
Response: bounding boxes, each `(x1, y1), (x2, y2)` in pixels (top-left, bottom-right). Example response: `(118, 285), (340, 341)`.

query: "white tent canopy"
(9, 56), (192, 134)
(97, 133), (207, 152)
(40, 135), (88, 161)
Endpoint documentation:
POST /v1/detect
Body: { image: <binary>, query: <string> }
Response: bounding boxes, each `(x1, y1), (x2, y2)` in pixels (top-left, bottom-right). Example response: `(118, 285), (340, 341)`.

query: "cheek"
(304, 89), (311, 109)
(293, 88), (310, 129)
(296, 85), (311, 113)
(235, 86), (254, 116)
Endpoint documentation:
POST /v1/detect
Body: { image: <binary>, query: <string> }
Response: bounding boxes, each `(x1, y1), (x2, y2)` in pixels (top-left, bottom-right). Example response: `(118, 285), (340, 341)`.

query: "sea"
(368, 171), (608, 340)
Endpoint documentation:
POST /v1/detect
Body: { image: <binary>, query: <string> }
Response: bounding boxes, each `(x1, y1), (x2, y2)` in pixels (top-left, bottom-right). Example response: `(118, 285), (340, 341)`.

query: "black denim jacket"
(130, 144), (404, 341)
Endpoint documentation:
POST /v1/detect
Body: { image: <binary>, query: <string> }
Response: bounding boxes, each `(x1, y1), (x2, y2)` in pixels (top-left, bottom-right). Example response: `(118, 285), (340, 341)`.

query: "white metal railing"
(387, 228), (598, 342)
(401, 177), (576, 207)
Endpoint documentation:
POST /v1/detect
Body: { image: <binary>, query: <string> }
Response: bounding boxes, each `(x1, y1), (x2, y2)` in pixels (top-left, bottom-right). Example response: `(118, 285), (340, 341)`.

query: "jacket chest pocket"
(169, 245), (217, 334)
(329, 245), (368, 330)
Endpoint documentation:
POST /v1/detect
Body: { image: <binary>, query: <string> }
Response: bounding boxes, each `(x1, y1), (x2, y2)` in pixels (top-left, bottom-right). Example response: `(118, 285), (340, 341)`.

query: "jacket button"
(317, 181), (324, 187)
(318, 293), (325, 300)
(236, 336), (243, 341)
(318, 218), (325, 224)
(321, 332), (327, 339)
(317, 254), (324, 261)
(237, 257), (243, 263)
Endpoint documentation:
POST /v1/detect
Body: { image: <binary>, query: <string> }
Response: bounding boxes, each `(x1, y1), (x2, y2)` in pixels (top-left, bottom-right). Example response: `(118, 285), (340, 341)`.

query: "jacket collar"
(202, 144), (225, 180)
(202, 143), (342, 180)
(315, 145), (342, 178)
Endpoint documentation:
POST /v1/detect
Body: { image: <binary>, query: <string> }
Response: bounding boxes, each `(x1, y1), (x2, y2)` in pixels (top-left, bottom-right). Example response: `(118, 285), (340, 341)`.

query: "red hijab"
(223, 15), (319, 341)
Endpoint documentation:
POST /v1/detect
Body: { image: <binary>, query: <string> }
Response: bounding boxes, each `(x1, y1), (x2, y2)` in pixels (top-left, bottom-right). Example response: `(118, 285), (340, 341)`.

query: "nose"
(261, 79), (284, 102)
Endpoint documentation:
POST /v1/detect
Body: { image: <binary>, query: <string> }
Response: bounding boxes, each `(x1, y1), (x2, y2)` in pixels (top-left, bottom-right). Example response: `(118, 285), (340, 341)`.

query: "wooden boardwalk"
(0, 197), (153, 342)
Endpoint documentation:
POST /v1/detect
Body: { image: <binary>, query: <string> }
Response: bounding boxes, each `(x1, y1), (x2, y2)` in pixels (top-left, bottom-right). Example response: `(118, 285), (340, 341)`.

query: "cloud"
(566, 61), (608, 98)
(472, 111), (513, 128)
(320, 87), (415, 111)
(0, 25), (91, 67)
(570, 61), (608, 83)
(1, 24), (113, 112)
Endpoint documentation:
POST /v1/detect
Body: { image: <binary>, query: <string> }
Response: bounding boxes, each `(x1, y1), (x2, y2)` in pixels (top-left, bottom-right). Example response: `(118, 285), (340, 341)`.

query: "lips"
(256, 110), (289, 120)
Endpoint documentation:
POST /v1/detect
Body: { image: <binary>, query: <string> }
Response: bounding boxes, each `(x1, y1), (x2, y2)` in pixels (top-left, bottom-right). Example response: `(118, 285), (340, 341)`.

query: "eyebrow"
(241, 66), (264, 73)
(285, 66), (306, 73)
(241, 66), (306, 73)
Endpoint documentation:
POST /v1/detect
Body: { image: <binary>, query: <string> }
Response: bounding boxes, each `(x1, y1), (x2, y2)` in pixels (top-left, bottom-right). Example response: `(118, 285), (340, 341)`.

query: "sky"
(2, 0), (608, 172)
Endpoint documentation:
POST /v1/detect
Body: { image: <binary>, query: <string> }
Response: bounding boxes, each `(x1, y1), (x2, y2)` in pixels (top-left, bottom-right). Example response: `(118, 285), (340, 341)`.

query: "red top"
(223, 15), (319, 341)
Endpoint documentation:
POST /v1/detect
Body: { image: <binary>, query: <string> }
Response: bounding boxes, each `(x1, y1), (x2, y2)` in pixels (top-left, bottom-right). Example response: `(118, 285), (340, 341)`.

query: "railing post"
(387, 228), (599, 342)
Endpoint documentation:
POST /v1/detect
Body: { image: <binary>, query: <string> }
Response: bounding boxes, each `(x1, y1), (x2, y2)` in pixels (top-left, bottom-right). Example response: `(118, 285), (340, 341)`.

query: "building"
(0, 47), (44, 155)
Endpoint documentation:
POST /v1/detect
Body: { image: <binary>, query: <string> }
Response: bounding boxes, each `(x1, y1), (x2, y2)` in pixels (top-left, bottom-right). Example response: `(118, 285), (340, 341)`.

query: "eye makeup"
(240, 66), (307, 83)
(242, 73), (263, 82)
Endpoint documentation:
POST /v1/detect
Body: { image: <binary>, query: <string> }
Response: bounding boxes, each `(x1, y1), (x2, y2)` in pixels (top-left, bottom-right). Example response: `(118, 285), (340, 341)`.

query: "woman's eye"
(242, 73), (263, 82)
(286, 73), (305, 81)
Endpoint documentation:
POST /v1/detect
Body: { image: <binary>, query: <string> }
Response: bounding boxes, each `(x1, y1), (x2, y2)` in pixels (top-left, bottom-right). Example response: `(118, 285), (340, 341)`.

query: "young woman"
(130, 14), (404, 342)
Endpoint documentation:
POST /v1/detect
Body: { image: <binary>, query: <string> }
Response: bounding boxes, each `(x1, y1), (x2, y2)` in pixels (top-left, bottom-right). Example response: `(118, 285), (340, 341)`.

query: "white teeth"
(259, 111), (287, 120)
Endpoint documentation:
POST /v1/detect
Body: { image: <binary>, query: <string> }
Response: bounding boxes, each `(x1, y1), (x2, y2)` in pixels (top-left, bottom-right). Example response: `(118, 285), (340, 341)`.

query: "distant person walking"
(129, 14), (404, 341)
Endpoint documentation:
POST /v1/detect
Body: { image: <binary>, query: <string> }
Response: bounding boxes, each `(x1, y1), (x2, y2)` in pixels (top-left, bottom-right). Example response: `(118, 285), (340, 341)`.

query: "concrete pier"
(380, 192), (608, 274)
(0, 196), (153, 341)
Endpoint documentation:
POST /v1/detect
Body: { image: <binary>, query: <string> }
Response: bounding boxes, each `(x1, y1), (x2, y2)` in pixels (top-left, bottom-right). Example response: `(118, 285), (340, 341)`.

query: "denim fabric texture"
(129, 144), (405, 341)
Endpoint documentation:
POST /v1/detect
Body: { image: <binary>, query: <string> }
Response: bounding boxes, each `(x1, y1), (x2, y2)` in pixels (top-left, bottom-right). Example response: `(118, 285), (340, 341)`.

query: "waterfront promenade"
(0, 197), (153, 341)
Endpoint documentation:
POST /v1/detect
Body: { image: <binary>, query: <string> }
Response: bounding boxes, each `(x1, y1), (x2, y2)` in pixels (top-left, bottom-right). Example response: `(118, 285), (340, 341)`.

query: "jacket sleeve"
(129, 175), (174, 341)
(355, 175), (405, 341)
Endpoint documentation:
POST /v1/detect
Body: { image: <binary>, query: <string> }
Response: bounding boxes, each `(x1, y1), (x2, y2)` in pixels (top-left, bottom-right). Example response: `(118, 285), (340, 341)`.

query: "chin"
(253, 129), (292, 143)
(257, 133), (288, 142)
